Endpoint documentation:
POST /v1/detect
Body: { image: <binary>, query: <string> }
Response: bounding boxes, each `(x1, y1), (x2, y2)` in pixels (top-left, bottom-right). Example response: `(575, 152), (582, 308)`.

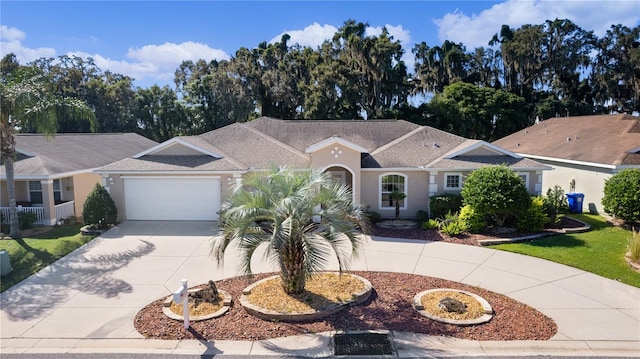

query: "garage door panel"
(124, 177), (220, 220)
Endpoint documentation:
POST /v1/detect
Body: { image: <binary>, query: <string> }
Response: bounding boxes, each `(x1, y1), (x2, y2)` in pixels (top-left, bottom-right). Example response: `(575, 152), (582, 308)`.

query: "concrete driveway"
(1, 220), (639, 356)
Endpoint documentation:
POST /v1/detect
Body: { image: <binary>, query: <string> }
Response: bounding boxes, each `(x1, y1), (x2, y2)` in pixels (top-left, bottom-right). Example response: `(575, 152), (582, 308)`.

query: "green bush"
(461, 165), (531, 227)
(543, 185), (569, 225)
(429, 193), (463, 219)
(364, 211), (381, 224)
(459, 205), (487, 233)
(17, 211), (37, 229)
(83, 183), (117, 230)
(415, 210), (430, 223)
(603, 169), (640, 223)
(436, 211), (467, 236)
(437, 212), (466, 236)
(421, 218), (439, 230)
(516, 196), (549, 233)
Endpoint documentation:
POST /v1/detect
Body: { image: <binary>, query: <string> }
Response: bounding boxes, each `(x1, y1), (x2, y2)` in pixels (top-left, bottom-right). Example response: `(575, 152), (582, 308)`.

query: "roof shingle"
(493, 114), (640, 166)
(2, 133), (157, 177)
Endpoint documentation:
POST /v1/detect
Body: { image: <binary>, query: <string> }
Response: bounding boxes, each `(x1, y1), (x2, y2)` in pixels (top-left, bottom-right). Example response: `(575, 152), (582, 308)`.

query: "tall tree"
(0, 54), (95, 238)
(592, 24), (640, 113)
(175, 59), (253, 133)
(413, 40), (470, 94)
(429, 82), (528, 141)
(212, 167), (368, 294)
(133, 85), (190, 142)
(332, 20), (408, 119)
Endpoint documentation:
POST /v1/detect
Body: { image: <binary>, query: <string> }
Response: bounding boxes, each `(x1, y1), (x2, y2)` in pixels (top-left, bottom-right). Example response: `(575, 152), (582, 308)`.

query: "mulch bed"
(132, 219), (587, 342)
(369, 216), (586, 246)
(134, 272), (557, 341)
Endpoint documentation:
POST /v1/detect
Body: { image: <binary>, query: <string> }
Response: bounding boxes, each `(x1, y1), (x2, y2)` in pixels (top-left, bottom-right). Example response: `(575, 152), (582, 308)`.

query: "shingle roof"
(245, 117), (422, 153)
(493, 114), (640, 166)
(96, 116), (547, 173)
(97, 155), (242, 172)
(1, 133), (157, 178)
(428, 156), (550, 170)
(366, 127), (467, 168)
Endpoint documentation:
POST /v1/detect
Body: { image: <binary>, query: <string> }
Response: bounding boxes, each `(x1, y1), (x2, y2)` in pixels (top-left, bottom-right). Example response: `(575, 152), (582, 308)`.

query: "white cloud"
(0, 25), (56, 62)
(1, 25), (25, 41)
(269, 23), (338, 48)
(435, 0), (640, 49)
(127, 41), (230, 67)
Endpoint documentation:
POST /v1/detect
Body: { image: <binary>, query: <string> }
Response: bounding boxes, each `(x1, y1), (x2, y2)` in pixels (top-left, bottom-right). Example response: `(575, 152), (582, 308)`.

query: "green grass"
(490, 214), (640, 288)
(0, 224), (95, 292)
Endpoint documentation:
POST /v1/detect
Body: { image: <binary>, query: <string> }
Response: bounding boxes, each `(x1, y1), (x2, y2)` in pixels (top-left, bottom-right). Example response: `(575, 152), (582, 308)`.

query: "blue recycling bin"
(566, 193), (584, 213)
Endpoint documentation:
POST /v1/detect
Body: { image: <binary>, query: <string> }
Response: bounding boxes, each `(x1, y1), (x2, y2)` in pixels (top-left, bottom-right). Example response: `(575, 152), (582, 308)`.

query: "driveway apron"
(1, 221), (639, 352)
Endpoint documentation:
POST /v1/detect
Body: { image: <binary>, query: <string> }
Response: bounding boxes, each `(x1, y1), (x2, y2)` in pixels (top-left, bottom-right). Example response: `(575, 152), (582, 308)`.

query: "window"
(53, 179), (62, 203)
(28, 181), (43, 204)
(28, 180), (62, 204)
(380, 174), (407, 209)
(517, 173), (529, 189)
(444, 172), (462, 190)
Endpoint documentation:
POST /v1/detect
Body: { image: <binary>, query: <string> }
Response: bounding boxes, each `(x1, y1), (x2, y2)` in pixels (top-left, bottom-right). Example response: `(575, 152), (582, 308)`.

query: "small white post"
(173, 279), (189, 329)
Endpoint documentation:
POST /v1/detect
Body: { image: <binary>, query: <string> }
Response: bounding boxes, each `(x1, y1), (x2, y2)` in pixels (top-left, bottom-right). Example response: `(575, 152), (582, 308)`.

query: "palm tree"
(211, 167), (368, 294)
(1, 55), (95, 238)
(389, 190), (406, 220)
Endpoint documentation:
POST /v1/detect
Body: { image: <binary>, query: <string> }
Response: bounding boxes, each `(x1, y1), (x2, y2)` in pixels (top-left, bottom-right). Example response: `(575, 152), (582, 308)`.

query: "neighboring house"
(95, 117), (550, 222)
(493, 114), (640, 213)
(0, 133), (158, 226)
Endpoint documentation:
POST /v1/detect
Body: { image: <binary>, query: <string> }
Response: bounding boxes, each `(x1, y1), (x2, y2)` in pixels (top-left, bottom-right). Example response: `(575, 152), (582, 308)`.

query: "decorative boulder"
(438, 296), (467, 314)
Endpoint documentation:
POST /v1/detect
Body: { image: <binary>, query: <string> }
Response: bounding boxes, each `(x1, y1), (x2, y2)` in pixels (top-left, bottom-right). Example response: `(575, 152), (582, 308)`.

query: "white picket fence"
(1, 201), (75, 225)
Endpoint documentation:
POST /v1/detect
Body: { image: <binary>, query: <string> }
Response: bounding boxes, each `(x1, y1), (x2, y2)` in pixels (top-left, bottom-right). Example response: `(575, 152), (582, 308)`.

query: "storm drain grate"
(333, 332), (393, 356)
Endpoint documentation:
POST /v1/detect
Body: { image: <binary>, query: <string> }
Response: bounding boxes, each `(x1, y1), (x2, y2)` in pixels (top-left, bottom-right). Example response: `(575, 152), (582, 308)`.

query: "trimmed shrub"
(516, 196), (549, 233)
(415, 210), (430, 223)
(83, 183), (117, 230)
(17, 211), (37, 230)
(603, 168), (640, 223)
(459, 205), (487, 233)
(429, 193), (463, 219)
(461, 165), (531, 227)
(543, 185), (569, 225)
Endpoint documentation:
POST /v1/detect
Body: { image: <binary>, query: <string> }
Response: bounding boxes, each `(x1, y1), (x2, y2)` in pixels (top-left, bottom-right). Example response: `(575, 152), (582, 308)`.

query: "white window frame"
(53, 179), (62, 203)
(28, 181), (43, 204)
(444, 172), (463, 190)
(378, 173), (408, 210)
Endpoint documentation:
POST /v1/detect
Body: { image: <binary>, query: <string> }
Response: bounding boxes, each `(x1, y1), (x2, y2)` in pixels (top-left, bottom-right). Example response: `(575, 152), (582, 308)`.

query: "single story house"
(96, 117), (549, 222)
(493, 114), (640, 213)
(1, 133), (157, 225)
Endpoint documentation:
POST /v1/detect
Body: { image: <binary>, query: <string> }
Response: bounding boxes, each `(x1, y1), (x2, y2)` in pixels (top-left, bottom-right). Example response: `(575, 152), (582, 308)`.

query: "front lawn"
(490, 214), (640, 288)
(0, 224), (95, 292)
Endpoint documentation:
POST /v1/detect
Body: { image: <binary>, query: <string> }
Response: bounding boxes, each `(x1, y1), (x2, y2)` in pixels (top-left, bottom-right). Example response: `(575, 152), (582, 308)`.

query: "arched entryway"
(323, 165), (355, 202)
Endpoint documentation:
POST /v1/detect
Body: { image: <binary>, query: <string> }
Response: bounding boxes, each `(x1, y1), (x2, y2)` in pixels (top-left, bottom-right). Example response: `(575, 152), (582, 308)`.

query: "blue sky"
(2, 1), (639, 88)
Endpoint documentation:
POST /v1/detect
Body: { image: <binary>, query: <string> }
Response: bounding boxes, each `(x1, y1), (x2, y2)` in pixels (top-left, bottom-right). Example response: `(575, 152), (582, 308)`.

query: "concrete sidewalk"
(1, 220), (639, 357)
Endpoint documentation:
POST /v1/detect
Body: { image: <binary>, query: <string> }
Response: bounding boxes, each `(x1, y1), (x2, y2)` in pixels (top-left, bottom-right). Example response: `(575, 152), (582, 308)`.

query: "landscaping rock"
(438, 296), (467, 314)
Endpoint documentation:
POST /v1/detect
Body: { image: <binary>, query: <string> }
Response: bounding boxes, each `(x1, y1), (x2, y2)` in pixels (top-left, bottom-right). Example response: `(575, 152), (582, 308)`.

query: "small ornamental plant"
(627, 229), (640, 264)
(83, 183), (117, 230)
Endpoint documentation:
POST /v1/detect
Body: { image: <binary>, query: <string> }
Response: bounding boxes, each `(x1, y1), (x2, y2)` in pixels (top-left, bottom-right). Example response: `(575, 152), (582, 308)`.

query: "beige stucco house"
(493, 114), (640, 213)
(0, 133), (157, 226)
(96, 117), (549, 222)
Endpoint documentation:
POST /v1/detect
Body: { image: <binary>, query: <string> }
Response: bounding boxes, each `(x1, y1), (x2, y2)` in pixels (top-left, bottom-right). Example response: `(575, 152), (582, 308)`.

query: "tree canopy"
(2, 19), (638, 143)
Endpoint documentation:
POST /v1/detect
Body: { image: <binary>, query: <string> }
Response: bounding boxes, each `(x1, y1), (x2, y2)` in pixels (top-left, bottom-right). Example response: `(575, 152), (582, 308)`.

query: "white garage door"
(124, 177), (221, 220)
